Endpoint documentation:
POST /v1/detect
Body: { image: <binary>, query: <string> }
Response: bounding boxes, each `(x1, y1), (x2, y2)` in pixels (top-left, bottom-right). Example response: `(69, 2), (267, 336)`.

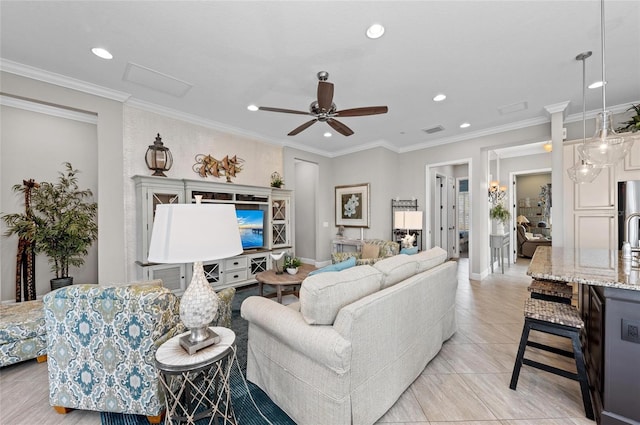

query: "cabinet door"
(144, 263), (185, 293)
(272, 196), (291, 247)
(574, 212), (616, 254)
(573, 156), (615, 210)
(141, 187), (184, 261)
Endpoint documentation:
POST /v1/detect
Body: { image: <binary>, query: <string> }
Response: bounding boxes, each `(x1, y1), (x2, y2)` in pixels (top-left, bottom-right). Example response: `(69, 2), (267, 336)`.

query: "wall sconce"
(488, 181), (507, 205)
(145, 133), (173, 177)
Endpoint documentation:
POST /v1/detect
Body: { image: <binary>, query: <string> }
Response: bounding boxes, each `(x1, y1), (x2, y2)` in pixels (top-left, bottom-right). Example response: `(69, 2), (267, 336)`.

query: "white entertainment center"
(133, 175), (293, 294)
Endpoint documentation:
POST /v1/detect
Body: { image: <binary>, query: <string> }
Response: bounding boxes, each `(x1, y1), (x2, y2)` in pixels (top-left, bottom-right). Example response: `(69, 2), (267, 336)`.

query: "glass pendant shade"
(576, 111), (633, 167)
(567, 159), (602, 184)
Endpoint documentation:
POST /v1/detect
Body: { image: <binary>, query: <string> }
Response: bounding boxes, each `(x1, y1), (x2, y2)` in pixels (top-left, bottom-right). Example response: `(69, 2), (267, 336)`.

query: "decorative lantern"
(145, 133), (173, 177)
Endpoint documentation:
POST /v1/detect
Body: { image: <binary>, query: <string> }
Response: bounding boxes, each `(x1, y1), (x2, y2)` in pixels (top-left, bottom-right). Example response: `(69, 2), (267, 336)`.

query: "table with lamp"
(147, 196), (242, 425)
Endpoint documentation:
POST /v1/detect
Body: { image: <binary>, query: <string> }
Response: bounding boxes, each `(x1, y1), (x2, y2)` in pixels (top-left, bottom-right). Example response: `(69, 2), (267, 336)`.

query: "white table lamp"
(148, 198), (242, 354)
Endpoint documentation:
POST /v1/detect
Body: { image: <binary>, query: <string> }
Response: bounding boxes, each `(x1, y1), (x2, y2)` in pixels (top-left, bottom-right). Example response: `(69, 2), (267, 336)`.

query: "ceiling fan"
(258, 71), (388, 137)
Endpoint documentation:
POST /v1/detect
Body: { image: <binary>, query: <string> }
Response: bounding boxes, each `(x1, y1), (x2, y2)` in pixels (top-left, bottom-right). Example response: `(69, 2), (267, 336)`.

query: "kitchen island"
(528, 246), (640, 425)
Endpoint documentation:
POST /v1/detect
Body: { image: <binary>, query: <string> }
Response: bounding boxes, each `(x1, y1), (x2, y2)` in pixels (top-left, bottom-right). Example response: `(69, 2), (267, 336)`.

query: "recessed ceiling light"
(433, 94), (447, 102)
(588, 81), (605, 89)
(247, 104), (259, 111)
(460, 122), (471, 128)
(324, 132), (332, 138)
(366, 23), (385, 39)
(91, 47), (113, 60)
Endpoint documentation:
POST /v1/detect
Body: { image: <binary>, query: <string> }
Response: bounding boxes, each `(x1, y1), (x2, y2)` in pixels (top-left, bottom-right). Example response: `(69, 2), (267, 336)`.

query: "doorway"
(294, 160), (318, 262)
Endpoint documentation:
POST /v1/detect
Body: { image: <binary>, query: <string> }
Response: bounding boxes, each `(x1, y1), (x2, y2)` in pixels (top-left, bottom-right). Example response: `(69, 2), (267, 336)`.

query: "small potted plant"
(284, 256), (302, 275)
(270, 171), (284, 188)
(2, 163), (98, 290)
(489, 203), (510, 235)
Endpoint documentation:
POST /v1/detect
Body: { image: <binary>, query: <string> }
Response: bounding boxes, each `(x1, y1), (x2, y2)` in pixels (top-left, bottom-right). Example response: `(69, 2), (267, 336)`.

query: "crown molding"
(0, 94), (98, 124)
(0, 58), (131, 102)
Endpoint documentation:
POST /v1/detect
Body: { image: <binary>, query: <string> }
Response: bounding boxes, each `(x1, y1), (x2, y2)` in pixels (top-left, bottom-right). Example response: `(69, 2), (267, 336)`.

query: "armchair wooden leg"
(36, 354), (47, 363)
(147, 413), (163, 424)
(53, 406), (72, 414)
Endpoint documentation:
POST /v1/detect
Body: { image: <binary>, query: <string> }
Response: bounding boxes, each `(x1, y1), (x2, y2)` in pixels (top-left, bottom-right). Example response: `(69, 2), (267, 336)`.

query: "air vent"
(123, 62), (192, 97)
(498, 101), (528, 115)
(422, 125), (444, 134)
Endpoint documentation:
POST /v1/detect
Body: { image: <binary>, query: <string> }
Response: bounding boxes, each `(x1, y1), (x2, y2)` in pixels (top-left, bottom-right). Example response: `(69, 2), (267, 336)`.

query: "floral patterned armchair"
(43, 282), (183, 423)
(331, 239), (400, 266)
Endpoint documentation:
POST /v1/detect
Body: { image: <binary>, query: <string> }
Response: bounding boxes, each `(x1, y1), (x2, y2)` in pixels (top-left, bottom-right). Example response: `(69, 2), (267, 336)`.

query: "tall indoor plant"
(2, 163), (98, 290)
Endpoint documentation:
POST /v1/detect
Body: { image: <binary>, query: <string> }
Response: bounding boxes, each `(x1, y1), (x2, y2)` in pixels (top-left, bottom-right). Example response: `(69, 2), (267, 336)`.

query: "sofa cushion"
(373, 254), (418, 289)
(300, 265), (382, 325)
(309, 257), (356, 276)
(414, 246), (448, 273)
(361, 243), (380, 259)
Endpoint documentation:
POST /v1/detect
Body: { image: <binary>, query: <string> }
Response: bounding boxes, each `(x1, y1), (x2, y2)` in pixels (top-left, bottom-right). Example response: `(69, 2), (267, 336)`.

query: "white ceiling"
(1, 1), (639, 157)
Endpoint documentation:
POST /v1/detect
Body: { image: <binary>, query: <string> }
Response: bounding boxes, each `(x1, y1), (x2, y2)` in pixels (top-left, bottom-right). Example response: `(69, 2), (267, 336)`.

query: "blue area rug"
(101, 286), (295, 425)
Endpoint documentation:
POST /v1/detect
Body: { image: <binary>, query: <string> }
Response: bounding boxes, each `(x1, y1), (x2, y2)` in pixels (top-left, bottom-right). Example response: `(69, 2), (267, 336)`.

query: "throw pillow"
(308, 256), (356, 276)
(300, 265), (382, 325)
(414, 246), (447, 273)
(361, 243), (380, 259)
(400, 246), (419, 255)
(373, 254), (418, 289)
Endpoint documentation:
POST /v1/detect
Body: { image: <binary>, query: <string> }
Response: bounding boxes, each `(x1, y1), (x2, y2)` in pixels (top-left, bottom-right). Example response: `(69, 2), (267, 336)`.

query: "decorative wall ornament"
(193, 154), (244, 182)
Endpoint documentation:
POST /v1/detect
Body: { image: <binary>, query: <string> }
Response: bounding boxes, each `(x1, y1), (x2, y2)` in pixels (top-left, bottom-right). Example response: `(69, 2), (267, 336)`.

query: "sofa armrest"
(241, 296), (351, 374)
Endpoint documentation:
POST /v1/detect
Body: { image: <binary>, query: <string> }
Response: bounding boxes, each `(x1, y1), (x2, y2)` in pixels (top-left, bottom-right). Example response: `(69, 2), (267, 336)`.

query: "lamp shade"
(394, 211), (406, 229)
(148, 203), (243, 263)
(516, 215), (530, 224)
(404, 211), (423, 230)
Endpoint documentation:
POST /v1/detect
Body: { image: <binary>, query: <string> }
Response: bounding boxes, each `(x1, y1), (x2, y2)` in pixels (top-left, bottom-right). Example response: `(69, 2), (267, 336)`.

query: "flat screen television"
(236, 209), (264, 249)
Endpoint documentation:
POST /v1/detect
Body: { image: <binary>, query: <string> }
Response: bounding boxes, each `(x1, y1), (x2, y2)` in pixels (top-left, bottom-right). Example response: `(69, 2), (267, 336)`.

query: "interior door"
(434, 175), (443, 248)
(447, 176), (456, 258)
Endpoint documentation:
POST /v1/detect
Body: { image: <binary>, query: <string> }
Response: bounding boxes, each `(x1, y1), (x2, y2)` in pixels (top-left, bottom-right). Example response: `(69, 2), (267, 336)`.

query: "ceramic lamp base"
(179, 328), (220, 355)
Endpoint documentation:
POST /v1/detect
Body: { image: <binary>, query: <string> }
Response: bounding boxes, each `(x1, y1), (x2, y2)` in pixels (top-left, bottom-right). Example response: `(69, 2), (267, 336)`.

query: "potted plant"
(616, 104), (640, 133)
(284, 256), (302, 275)
(270, 171), (284, 188)
(490, 203), (510, 235)
(2, 163), (98, 290)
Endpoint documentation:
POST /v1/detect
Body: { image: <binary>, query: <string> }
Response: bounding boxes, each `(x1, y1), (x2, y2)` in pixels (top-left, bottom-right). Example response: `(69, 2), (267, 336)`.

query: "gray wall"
(294, 160), (317, 262)
(1, 104), (98, 300)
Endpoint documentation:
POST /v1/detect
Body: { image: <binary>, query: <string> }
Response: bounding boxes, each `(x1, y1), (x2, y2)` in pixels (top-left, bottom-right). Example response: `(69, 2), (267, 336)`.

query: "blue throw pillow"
(400, 246), (419, 255)
(308, 256), (356, 276)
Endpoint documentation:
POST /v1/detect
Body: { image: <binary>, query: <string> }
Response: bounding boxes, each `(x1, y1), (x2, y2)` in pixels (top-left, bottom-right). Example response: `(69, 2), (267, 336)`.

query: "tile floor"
(0, 257), (596, 425)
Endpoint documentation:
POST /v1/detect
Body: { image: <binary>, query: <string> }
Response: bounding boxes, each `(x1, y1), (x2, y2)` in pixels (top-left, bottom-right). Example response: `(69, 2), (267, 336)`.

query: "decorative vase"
(50, 277), (73, 291)
(496, 222), (505, 235)
(286, 267), (298, 275)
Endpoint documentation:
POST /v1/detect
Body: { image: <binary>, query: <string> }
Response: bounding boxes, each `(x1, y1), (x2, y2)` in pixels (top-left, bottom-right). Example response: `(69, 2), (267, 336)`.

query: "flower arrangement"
(284, 256), (301, 269)
(489, 203), (510, 224)
(270, 171), (284, 188)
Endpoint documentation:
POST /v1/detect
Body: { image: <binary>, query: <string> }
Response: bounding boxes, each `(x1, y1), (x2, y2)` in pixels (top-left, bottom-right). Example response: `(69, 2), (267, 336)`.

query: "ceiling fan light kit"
(258, 71), (388, 137)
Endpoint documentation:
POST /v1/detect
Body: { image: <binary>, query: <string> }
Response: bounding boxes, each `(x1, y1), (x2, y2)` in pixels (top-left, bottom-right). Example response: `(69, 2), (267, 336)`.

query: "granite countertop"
(528, 246), (640, 291)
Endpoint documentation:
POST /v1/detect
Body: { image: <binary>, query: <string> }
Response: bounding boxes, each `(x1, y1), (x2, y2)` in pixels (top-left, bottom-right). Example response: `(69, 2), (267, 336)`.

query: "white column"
(545, 101), (570, 247)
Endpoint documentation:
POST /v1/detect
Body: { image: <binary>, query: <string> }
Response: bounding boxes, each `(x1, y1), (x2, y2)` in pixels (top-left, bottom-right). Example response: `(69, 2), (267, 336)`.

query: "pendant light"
(576, 0), (633, 166)
(567, 51), (602, 184)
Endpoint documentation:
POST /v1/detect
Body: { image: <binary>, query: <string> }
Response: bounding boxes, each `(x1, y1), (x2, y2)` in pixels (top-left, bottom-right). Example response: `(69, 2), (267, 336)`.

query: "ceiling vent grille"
(123, 62), (192, 97)
(423, 125), (445, 134)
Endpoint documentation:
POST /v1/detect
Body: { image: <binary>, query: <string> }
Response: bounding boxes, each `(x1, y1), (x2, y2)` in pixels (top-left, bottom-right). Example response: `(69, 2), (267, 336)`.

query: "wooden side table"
(155, 327), (237, 425)
(255, 263), (316, 303)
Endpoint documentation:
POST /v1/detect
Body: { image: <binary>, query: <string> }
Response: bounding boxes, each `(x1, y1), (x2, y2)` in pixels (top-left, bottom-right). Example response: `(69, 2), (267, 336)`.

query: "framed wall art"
(335, 183), (370, 228)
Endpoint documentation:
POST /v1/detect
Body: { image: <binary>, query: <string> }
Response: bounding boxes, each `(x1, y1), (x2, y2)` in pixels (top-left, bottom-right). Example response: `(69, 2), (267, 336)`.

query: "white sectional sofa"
(241, 247), (458, 425)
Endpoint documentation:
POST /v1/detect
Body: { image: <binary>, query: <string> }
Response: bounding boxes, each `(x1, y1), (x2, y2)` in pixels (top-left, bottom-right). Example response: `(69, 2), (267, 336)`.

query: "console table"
(490, 233), (510, 274)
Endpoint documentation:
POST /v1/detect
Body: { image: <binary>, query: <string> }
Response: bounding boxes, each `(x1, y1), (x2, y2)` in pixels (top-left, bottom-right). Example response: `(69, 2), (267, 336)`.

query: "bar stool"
(510, 298), (593, 420)
(528, 279), (573, 304)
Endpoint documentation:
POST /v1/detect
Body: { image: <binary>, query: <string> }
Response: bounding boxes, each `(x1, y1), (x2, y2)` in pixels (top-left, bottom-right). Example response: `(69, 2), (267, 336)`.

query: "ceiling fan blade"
(258, 106), (311, 115)
(317, 81), (334, 111)
(327, 118), (354, 136)
(288, 119), (318, 136)
(336, 106), (388, 117)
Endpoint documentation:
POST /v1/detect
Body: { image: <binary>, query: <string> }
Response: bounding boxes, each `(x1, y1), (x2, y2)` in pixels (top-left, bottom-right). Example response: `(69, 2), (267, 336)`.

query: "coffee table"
(255, 263), (316, 303)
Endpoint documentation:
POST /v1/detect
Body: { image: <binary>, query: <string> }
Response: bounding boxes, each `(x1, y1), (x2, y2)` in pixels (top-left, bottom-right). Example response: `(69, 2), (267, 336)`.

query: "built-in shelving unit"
(133, 176), (293, 294)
